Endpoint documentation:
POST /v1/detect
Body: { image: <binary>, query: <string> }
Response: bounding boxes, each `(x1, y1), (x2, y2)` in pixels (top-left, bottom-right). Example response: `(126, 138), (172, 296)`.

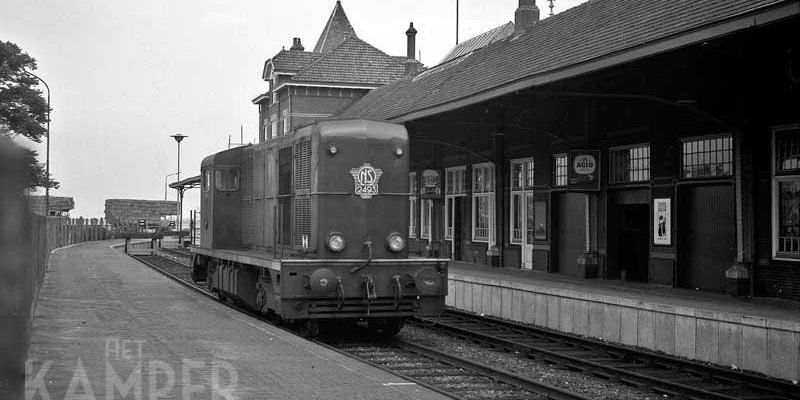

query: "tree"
(0, 40), (57, 189)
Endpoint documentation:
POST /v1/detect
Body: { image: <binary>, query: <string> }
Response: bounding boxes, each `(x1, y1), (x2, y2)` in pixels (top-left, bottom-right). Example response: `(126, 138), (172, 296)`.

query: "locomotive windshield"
(214, 167), (240, 191)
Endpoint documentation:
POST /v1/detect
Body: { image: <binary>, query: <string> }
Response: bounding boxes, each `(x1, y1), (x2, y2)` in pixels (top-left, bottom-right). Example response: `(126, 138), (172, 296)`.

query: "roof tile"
(339, 0), (786, 121)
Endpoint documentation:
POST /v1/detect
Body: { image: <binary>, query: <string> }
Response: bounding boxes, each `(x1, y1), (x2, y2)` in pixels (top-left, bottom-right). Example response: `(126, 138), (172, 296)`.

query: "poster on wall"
(568, 150), (601, 191)
(653, 198), (671, 246)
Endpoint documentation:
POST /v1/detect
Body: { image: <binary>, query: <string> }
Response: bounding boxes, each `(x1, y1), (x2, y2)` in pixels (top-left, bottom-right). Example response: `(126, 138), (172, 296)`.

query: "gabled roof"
(263, 50), (324, 79)
(440, 22), (515, 64)
(270, 50), (323, 73)
(289, 36), (406, 87)
(338, 0), (798, 122)
(314, 0), (358, 53)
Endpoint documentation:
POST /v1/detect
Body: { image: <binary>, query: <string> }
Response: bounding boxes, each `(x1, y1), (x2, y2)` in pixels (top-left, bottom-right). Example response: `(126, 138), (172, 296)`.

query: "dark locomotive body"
(191, 119), (447, 334)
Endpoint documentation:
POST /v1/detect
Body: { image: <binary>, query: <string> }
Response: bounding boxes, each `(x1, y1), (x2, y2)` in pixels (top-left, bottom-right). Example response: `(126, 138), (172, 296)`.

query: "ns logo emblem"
(350, 163), (383, 199)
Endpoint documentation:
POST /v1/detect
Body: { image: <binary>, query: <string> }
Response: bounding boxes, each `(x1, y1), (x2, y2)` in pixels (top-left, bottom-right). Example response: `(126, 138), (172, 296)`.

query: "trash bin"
(577, 252), (599, 279)
(725, 263), (750, 297)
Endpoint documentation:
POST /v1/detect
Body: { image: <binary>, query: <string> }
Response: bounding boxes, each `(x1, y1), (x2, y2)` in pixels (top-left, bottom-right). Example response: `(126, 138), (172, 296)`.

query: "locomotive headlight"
(394, 147), (404, 157)
(327, 232), (346, 252)
(386, 232), (405, 252)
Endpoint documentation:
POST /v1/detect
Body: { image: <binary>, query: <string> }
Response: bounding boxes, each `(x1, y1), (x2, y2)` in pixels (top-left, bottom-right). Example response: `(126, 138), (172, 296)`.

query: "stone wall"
(446, 270), (800, 382)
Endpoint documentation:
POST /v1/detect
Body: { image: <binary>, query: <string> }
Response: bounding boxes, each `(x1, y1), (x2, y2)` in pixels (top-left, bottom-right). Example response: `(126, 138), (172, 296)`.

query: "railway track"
(414, 309), (799, 400)
(128, 253), (591, 399)
(324, 338), (590, 400)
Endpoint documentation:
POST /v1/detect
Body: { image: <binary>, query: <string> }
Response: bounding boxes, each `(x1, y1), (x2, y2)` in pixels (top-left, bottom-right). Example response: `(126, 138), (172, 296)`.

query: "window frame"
(214, 166), (241, 192)
(609, 143), (651, 184)
(510, 158), (534, 245)
(772, 124), (800, 261)
(420, 198), (433, 239)
(680, 134), (734, 180)
(444, 166), (467, 240)
(552, 153), (568, 188)
(409, 172), (418, 239)
(471, 163), (495, 244)
(203, 169), (212, 193)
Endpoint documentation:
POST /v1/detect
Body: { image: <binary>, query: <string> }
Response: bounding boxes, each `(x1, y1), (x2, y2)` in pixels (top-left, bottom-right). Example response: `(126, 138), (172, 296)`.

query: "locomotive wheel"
(367, 318), (405, 337)
(296, 320), (320, 338)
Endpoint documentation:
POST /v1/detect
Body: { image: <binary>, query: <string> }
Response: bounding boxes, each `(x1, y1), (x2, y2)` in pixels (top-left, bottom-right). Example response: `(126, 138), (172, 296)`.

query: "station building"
(252, 0), (420, 143)
(339, 0), (800, 300)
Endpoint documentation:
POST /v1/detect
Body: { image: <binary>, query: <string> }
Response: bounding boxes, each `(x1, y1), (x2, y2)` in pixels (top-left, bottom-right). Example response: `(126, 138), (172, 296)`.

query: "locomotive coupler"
(362, 275), (377, 301)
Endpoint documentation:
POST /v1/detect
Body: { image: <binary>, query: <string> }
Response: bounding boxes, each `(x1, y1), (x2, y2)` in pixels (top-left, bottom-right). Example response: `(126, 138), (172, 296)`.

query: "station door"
(554, 192), (586, 277)
(678, 184), (735, 291)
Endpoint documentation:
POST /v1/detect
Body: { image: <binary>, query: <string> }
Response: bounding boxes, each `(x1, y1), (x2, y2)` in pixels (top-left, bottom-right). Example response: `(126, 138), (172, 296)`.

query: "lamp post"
(170, 134), (187, 234)
(25, 70), (50, 216)
(164, 172), (179, 201)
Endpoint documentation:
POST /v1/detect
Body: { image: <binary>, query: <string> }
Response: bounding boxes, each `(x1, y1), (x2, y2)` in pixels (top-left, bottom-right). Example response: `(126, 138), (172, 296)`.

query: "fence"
(1, 212), (114, 400)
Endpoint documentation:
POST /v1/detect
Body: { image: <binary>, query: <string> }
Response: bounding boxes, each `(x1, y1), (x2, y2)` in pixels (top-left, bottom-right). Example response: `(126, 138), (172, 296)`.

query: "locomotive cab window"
(203, 169), (211, 193)
(215, 167), (240, 191)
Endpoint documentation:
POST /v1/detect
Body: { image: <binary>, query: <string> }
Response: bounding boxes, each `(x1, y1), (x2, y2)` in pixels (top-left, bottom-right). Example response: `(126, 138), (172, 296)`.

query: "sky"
(2, 0), (587, 218)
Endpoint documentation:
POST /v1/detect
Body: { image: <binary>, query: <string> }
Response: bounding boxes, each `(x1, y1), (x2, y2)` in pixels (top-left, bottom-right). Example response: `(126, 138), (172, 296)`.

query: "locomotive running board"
(192, 247), (449, 272)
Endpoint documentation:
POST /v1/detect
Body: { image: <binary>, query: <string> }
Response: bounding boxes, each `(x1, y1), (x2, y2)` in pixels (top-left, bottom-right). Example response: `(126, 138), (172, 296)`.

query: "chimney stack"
(405, 22), (418, 75)
(290, 37), (304, 51)
(514, 0), (540, 35)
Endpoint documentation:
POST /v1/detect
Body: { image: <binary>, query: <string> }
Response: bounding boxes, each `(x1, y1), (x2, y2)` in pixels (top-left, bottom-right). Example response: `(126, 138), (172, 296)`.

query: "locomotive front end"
(281, 119), (447, 325)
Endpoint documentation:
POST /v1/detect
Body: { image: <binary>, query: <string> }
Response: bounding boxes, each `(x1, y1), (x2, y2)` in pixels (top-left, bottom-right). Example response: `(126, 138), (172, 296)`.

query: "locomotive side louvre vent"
(242, 154), (256, 247)
(241, 201), (255, 246)
(243, 154), (254, 197)
(294, 197), (311, 248)
(294, 139), (312, 192)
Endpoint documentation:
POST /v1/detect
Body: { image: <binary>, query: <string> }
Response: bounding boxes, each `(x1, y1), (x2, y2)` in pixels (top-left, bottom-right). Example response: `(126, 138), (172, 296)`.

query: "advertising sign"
(421, 169), (441, 198)
(568, 150), (601, 191)
(653, 198), (671, 246)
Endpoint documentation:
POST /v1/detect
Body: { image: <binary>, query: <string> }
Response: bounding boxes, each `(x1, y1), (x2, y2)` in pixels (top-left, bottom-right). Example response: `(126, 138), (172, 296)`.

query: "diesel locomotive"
(191, 119), (448, 336)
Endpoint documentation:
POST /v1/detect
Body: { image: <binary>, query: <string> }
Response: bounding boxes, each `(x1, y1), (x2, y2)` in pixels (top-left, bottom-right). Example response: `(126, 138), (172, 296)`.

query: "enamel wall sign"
(568, 150), (601, 191)
(350, 163), (383, 199)
(653, 198), (672, 246)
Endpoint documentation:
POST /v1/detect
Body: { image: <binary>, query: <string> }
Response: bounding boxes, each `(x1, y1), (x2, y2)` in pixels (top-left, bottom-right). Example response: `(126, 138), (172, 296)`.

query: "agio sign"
(568, 150), (601, 191)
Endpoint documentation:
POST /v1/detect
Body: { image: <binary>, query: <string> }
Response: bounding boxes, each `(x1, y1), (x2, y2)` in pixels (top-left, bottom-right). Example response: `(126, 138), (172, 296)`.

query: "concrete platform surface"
(447, 262), (800, 382)
(26, 241), (447, 400)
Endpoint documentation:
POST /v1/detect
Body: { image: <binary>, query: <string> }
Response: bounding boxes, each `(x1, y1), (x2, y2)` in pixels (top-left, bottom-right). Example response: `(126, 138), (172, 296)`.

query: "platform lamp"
(24, 70), (50, 216)
(170, 134), (187, 234)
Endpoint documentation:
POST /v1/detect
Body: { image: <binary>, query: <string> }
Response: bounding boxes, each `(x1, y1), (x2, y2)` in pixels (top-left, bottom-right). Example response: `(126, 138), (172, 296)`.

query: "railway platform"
(25, 240), (448, 400)
(446, 262), (800, 383)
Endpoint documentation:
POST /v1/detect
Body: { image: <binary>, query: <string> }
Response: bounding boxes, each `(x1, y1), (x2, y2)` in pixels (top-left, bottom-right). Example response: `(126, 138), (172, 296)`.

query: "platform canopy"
(169, 175), (201, 191)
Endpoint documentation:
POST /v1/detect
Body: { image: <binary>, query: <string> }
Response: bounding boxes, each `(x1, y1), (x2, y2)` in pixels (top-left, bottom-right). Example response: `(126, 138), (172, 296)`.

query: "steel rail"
(413, 309), (798, 400)
(391, 338), (593, 400)
(128, 253), (591, 399)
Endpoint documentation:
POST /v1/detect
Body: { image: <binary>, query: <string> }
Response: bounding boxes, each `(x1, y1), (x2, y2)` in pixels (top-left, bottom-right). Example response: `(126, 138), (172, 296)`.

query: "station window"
(409, 173), (418, 238)
(445, 166), (466, 239)
(552, 154), (567, 187)
(420, 199), (433, 239)
(510, 158), (534, 244)
(472, 163), (495, 243)
(681, 135), (733, 179)
(609, 144), (650, 184)
(215, 167), (240, 191)
(773, 125), (800, 259)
